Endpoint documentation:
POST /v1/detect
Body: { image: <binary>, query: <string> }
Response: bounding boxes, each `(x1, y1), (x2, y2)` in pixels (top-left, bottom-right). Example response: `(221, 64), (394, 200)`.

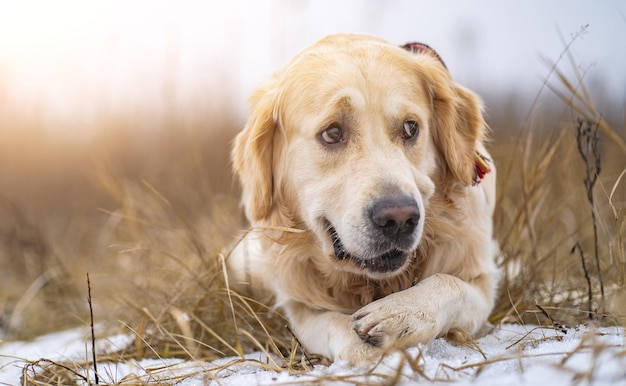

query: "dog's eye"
(402, 121), (420, 140)
(402, 121), (419, 140)
(320, 126), (344, 145)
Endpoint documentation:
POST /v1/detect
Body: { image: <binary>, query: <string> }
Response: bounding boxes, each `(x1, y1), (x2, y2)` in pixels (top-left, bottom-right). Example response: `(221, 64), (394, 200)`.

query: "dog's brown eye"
(402, 121), (419, 140)
(321, 126), (344, 145)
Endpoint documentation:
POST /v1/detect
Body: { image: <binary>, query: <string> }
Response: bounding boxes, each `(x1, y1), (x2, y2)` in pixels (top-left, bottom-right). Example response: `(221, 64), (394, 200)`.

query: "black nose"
(370, 197), (420, 241)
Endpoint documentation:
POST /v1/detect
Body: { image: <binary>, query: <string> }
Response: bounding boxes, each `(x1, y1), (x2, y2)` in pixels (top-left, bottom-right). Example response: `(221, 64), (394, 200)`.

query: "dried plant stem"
(87, 273), (99, 385)
(286, 325), (314, 367)
(576, 119), (605, 311)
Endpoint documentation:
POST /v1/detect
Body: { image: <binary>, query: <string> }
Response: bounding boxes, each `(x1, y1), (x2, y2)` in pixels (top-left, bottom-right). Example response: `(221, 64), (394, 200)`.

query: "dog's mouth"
(328, 225), (409, 274)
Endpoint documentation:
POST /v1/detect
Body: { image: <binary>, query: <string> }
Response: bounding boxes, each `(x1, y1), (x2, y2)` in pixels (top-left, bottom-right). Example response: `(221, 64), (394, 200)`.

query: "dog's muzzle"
(327, 196), (421, 275)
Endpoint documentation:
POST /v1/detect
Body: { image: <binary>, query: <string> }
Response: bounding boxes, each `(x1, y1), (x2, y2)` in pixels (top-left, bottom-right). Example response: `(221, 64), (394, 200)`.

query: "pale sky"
(0, 0), (623, 126)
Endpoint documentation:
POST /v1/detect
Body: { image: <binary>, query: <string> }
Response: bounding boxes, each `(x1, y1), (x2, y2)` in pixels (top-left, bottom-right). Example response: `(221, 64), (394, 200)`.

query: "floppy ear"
(231, 84), (279, 222)
(402, 42), (487, 186)
(425, 62), (488, 186)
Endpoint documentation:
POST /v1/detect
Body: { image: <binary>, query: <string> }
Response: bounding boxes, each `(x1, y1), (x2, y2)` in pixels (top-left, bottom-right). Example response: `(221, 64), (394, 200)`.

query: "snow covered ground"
(1, 324), (624, 385)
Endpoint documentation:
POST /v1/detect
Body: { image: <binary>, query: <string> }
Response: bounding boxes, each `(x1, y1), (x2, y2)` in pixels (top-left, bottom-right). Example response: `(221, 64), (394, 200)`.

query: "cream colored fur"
(228, 33), (500, 366)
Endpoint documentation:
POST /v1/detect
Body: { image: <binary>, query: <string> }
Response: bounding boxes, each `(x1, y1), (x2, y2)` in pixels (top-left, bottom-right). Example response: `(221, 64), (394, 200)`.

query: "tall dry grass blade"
(142, 308), (197, 360)
(226, 289), (286, 359)
(119, 320), (169, 361)
(540, 54), (588, 107)
(498, 128), (565, 254)
(218, 252), (242, 355)
(561, 31), (595, 112)
(608, 168), (626, 285)
(237, 329), (283, 369)
(521, 25), (587, 130)
(169, 306), (199, 357)
(8, 269), (59, 335)
(546, 82), (626, 154)
(252, 225), (307, 233)
(189, 313), (239, 357)
(542, 55), (626, 154)
(520, 131), (538, 248)
(608, 168), (626, 220)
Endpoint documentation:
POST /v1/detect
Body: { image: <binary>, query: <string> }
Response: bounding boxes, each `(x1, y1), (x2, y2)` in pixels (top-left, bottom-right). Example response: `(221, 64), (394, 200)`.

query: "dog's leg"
(352, 273), (495, 349)
(284, 301), (384, 366)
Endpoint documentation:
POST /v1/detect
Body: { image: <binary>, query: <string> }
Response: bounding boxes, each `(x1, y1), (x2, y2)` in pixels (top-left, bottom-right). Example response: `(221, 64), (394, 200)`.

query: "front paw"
(352, 297), (440, 349)
(335, 340), (384, 367)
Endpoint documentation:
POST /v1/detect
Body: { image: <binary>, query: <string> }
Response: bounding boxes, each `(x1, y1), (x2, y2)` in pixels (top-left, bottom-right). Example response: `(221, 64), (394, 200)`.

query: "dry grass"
(2, 44), (625, 384)
(489, 38), (626, 328)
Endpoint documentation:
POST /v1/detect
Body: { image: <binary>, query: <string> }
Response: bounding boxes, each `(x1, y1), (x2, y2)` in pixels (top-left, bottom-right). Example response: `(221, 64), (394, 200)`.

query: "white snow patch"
(1, 324), (624, 385)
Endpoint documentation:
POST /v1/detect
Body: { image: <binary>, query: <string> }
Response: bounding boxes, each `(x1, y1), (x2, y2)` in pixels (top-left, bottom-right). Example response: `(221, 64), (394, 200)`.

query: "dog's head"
(232, 34), (487, 279)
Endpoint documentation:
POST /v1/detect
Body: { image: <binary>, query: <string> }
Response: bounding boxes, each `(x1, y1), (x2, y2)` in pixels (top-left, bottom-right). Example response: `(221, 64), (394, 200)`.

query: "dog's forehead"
(279, 41), (430, 121)
(287, 38), (416, 77)
(279, 42), (423, 99)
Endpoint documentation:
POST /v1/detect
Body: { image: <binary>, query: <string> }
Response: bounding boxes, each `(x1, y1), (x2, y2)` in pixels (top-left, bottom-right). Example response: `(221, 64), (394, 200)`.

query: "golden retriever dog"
(228, 33), (499, 365)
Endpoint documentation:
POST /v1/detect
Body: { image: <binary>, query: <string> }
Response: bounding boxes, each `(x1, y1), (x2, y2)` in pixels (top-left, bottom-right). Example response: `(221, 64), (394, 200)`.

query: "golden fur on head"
(233, 34), (487, 222)
(230, 33), (498, 365)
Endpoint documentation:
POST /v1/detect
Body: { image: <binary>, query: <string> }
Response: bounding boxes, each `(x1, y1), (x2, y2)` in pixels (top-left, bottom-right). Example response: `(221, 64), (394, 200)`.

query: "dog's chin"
(326, 225), (411, 277)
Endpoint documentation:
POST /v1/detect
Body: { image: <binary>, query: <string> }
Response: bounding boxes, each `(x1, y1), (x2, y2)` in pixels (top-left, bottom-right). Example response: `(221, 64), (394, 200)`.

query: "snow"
(1, 324), (624, 385)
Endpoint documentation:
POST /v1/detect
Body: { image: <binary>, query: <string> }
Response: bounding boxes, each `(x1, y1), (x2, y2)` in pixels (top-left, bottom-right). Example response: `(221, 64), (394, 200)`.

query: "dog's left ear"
(431, 73), (487, 186)
(407, 46), (487, 187)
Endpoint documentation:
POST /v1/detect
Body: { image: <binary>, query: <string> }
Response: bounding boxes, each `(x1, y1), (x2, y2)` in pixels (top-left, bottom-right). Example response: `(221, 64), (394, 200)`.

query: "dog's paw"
(334, 340), (384, 367)
(352, 294), (440, 349)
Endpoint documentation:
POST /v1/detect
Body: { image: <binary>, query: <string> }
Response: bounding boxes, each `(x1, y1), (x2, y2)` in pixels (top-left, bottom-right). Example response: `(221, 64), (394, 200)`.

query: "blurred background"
(0, 0), (624, 341)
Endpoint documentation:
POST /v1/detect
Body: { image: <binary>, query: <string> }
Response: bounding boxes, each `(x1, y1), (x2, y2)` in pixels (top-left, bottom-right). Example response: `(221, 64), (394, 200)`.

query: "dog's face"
(233, 34), (486, 279)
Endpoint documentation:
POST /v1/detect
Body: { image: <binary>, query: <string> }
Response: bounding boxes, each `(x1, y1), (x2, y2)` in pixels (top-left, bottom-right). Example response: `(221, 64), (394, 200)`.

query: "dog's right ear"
(232, 84), (280, 222)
